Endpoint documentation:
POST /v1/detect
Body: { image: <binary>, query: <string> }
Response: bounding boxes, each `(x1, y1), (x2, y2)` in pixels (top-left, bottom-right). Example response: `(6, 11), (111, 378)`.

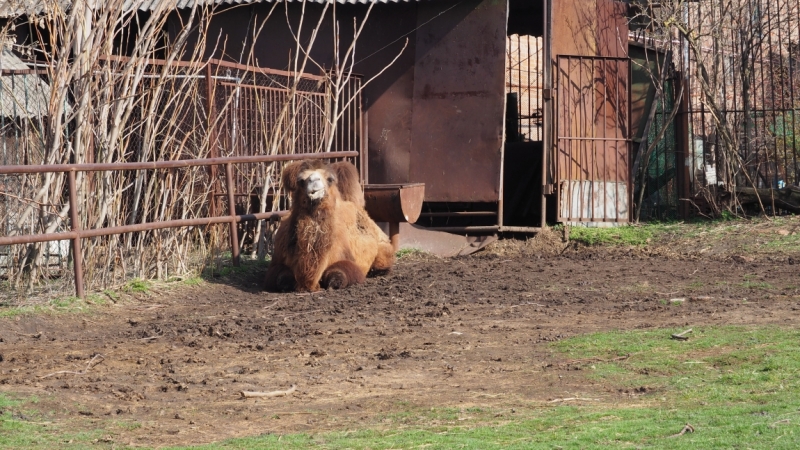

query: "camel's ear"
(329, 161), (364, 207)
(281, 161), (306, 192)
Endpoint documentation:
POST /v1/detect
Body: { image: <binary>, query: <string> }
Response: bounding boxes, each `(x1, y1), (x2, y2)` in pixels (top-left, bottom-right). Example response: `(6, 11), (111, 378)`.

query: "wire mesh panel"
(209, 63), (363, 212)
(556, 55), (631, 223)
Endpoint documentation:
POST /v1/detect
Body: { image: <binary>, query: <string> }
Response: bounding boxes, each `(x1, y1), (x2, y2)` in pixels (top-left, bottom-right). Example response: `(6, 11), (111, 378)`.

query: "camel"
(264, 160), (395, 292)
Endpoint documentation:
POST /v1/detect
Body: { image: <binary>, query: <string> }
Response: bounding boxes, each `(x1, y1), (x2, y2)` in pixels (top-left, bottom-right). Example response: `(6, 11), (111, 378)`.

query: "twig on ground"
(671, 328), (693, 341)
(39, 354), (105, 379)
(139, 336), (159, 341)
(669, 423), (695, 437)
(15, 331), (42, 339)
(770, 419), (791, 428)
(283, 310), (322, 321)
(263, 299), (283, 309)
(127, 305), (165, 311)
(510, 302), (546, 308)
(547, 397), (600, 403)
(564, 355), (630, 365)
(241, 384), (297, 398)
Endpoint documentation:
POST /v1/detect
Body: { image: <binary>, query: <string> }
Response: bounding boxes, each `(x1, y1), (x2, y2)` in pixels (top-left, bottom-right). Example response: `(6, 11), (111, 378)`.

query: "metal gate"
(555, 55), (631, 223)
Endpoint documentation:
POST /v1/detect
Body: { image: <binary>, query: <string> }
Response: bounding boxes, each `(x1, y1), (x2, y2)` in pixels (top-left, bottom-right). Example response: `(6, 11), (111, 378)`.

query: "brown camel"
(264, 160), (395, 292)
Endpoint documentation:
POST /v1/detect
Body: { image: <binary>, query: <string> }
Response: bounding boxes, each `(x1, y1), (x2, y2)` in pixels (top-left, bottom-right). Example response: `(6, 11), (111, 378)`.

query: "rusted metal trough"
(363, 183), (425, 251)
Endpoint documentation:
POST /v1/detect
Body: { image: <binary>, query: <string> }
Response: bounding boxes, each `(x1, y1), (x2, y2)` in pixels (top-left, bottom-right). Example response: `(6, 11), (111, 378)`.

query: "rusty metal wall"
(409, 0), (507, 202)
(357, 3), (418, 187)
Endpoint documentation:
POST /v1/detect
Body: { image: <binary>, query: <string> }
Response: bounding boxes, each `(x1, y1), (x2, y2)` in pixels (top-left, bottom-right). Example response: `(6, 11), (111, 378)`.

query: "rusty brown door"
(555, 55), (631, 223)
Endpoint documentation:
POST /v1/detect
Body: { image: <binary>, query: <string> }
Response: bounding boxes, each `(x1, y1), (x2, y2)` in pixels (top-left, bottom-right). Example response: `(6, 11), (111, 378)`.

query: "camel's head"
(282, 160), (339, 208)
(299, 167), (336, 203)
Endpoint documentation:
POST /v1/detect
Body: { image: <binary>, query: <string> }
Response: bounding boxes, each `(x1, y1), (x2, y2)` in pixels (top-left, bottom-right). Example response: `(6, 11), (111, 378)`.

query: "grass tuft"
(568, 223), (672, 246)
(124, 279), (151, 294)
(396, 247), (427, 259)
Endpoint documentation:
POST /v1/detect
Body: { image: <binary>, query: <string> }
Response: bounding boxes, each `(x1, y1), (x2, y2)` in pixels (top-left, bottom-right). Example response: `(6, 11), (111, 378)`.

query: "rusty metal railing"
(0, 151), (357, 298)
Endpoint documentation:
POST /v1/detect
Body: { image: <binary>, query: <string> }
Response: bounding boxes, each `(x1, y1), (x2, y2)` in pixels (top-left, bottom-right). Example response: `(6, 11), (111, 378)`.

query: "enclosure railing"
(0, 151), (357, 299)
(630, 0), (800, 216)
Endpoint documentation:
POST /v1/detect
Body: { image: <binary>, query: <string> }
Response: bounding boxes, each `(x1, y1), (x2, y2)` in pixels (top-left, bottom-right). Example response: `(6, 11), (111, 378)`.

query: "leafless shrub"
(0, 0), (404, 299)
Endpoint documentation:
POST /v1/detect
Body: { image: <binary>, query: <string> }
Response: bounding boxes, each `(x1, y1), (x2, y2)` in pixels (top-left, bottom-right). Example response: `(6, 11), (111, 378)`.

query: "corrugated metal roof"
(134, 0), (432, 9)
(131, 0), (434, 11)
(0, 0), (432, 17)
(0, 50), (56, 119)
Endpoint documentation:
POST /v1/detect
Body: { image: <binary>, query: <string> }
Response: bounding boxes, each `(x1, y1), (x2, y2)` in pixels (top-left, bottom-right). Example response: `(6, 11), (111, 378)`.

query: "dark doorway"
(503, 0), (545, 229)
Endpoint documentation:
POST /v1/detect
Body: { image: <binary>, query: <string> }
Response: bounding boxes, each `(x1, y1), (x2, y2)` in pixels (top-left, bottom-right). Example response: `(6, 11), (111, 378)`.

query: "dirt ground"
(2, 234), (800, 447)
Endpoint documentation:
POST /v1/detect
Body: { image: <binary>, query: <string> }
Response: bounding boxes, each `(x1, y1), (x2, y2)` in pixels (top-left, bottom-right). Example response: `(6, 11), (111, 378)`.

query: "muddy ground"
(1, 240), (800, 447)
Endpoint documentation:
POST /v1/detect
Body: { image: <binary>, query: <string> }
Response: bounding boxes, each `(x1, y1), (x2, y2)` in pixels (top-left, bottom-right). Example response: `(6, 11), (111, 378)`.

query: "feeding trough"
(363, 183), (425, 251)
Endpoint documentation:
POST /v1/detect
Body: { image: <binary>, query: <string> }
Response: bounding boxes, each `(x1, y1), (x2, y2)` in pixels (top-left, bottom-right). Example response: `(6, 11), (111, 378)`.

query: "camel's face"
(297, 168), (336, 203)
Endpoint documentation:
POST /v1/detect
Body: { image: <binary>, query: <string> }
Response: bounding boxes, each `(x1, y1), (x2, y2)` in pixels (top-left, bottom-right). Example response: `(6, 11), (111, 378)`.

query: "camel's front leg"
(264, 262), (296, 292)
(293, 259), (329, 292)
(321, 260), (366, 290)
(368, 242), (396, 277)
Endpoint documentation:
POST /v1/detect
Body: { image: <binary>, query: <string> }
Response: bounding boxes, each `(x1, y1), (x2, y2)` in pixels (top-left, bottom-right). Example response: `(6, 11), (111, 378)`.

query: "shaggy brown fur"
(264, 160), (394, 292)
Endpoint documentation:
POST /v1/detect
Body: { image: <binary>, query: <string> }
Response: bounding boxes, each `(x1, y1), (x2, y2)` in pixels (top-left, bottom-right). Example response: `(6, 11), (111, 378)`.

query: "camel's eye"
(327, 176), (335, 184)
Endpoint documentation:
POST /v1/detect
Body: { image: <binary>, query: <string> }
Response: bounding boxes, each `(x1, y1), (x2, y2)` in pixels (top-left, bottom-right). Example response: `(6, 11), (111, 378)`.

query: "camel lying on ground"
(264, 160), (395, 292)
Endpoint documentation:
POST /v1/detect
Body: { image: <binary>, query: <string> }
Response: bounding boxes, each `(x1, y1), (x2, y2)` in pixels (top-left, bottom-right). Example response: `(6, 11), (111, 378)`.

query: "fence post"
(68, 170), (85, 298)
(225, 163), (240, 266)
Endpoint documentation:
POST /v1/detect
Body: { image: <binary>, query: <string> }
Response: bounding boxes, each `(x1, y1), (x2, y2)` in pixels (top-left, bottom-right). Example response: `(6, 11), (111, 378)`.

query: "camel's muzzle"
(306, 172), (326, 201)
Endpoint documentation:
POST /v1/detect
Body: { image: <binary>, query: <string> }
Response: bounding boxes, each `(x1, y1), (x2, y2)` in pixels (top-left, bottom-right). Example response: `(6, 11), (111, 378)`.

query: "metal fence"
(0, 152), (356, 298)
(555, 55), (632, 223)
(0, 54), (364, 293)
(632, 0), (800, 216)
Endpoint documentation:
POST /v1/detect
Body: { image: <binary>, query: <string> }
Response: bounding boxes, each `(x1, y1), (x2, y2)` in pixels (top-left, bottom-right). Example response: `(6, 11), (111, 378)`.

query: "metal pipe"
(225, 163), (240, 266)
(500, 226), (543, 233)
(389, 222), (400, 251)
(419, 211), (497, 217)
(424, 226), (500, 233)
(68, 171), (84, 299)
(0, 151), (359, 175)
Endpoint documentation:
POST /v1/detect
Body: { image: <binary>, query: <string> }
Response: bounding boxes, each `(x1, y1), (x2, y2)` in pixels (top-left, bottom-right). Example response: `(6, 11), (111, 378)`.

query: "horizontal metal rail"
(0, 151), (357, 298)
(0, 211), (288, 246)
(0, 151), (357, 175)
(419, 211), (498, 218)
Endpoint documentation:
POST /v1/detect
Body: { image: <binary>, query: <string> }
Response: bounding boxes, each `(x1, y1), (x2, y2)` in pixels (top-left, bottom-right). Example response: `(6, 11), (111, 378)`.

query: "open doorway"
(502, 0), (546, 229)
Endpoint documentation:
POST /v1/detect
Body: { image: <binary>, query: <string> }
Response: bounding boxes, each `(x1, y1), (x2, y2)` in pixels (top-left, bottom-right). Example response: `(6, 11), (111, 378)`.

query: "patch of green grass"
(114, 420), (142, 431)
(202, 258), (270, 280)
(102, 289), (119, 302)
(687, 280), (704, 289)
(0, 393), (104, 449)
(84, 294), (107, 306)
(124, 279), (151, 294)
(739, 281), (774, 290)
(0, 294), (102, 319)
(396, 247), (427, 258)
(165, 326), (800, 449)
(182, 276), (204, 286)
(568, 222), (672, 246)
(763, 232), (800, 252)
